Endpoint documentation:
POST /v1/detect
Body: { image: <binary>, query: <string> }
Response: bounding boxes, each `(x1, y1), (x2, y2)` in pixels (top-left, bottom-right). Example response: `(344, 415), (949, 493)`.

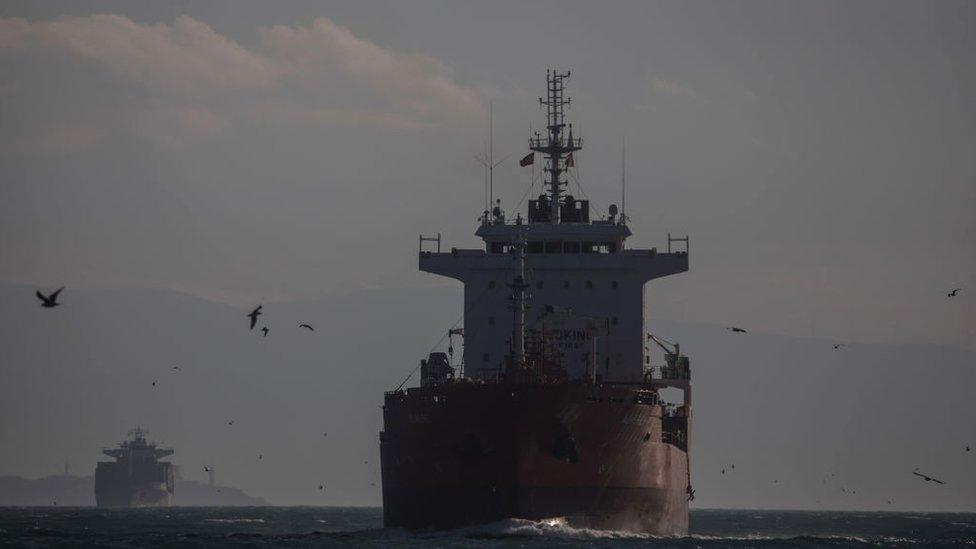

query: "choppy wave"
(466, 517), (659, 539)
(1, 508), (972, 548)
(460, 518), (939, 547)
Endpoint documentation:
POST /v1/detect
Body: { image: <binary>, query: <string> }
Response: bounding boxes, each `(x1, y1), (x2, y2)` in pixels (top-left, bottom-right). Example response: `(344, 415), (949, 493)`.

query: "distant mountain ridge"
(0, 475), (268, 507)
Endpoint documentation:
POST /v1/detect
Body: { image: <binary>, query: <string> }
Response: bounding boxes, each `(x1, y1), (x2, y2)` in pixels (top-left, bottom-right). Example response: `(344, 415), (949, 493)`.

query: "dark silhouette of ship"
(95, 427), (174, 507)
(380, 71), (692, 534)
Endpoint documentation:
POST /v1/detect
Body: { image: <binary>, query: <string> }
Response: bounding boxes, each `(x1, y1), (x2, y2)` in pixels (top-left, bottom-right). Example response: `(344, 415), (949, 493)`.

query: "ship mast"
(508, 230), (529, 365)
(529, 70), (582, 224)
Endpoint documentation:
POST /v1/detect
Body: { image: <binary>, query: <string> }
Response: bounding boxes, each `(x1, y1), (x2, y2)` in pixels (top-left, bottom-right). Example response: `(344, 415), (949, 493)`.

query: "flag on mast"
(565, 152), (575, 167)
(519, 152), (534, 167)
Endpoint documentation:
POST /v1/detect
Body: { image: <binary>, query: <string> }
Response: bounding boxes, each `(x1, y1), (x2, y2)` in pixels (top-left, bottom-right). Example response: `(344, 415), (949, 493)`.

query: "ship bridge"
(419, 71), (688, 383)
(102, 427), (174, 461)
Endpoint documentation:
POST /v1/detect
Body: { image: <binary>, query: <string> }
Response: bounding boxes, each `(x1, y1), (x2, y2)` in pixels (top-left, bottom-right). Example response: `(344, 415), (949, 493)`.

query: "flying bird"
(152, 380), (157, 388)
(227, 420), (234, 426)
(247, 305), (263, 330)
(948, 288), (961, 297)
(261, 326), (269, 337)
(203, 466), (212, 472)
(318, 484), (324, 491)
(258, 454), (263, 460)
(912, 470), (945, 484)
(833, 344), (844, 350)
(299, 323), (314, 331)
(721, 468), (726, 475)
(727, 327), (747, 333)
(36, 287), (64, 308)
(966, 445), (971, 452)
(171, 365), (181, 372)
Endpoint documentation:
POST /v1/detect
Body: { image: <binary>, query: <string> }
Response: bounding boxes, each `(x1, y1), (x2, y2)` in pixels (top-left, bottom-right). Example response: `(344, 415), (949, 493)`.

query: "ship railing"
(644, 365), (691, 381)
(667, 233), (689, 254)
(419, 233), (441, 253)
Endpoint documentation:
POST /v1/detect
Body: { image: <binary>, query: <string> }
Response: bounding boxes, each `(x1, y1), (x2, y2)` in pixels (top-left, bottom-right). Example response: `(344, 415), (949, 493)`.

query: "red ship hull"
(380, 381), (690, 535)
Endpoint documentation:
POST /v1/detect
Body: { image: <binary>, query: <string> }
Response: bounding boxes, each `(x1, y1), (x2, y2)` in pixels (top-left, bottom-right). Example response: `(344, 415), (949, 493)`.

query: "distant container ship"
(95, 427), (174, 507)
(380, 71), (692, 534)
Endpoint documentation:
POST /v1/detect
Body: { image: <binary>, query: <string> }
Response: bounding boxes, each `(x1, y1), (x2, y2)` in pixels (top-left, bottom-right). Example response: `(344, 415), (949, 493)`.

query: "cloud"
(0, 124), (106, 154)
(245, 101), (432, 131)
(259, 18), (484, 123)
(128, 105), (228, 148)
(650, 77), (698, 98)
(0, 15), (278, 95)
(0, 14), (484, 152)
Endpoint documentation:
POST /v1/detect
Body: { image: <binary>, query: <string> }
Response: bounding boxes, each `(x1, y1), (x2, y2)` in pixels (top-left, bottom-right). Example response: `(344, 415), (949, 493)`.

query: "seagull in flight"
(912, 469), (945, 484)
(261, 326), (269, 337)
(227, 420), (234, 426)
(948, 288), (961, 297)
(299, 323), (314, 331)
(36, 287), (64, 308)
(833, 344), (844, 350)
(247, 305), (263, 330)
(727, 326), (747, 333)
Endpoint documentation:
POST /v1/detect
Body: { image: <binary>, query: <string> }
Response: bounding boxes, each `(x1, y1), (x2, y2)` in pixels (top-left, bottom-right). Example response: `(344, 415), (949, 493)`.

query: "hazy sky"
(2, 0), (973, 349)
(0, 0), (974, 511)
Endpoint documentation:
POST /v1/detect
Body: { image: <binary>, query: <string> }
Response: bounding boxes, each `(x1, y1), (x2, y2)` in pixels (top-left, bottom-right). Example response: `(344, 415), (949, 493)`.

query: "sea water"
(0, 507), (973, 548)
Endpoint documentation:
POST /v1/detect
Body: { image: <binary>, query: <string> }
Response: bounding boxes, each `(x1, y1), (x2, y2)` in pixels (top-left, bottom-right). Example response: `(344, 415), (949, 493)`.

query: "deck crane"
(646, 333), (690, 380)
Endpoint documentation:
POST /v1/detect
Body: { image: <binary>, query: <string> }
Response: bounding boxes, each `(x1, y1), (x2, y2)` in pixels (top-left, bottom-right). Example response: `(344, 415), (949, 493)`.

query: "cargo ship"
(95, 427), (174, 507)
(380, 70), (692, 534)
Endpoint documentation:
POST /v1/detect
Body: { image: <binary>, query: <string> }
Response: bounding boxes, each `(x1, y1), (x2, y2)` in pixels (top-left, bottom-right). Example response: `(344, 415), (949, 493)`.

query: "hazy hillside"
(0, 283), (973, 510)
(0, 475), (267, 506)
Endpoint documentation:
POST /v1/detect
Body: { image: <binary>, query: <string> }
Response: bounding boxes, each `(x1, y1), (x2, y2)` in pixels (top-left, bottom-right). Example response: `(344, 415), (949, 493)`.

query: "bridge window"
(563, 241), (580, 253)
(545, 241), (562, 254)
(562, 280), (570, 289)
(488, 280), (495, 289)
(536, 280), (544, 289)
(488, 316), (495, 325)
(612, 280), (619, 289)
(585, 280), (593, 289)
(527, 241), (544, 254)
(489, 242), (511, 254)
(482, 353), (489, 362)
(611, 316), (619, 326)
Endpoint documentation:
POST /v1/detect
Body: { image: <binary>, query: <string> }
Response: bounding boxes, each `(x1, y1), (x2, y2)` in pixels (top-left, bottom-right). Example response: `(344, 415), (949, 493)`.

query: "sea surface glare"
(0, 507), (973, 548)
